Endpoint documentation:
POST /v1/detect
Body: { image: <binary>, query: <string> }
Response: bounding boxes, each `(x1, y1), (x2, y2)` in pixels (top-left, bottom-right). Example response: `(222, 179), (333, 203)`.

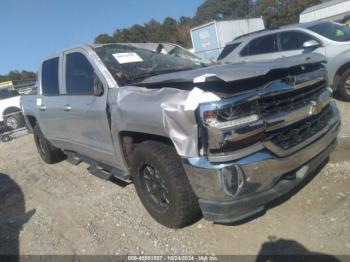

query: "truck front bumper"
(183, 108), (340, 224)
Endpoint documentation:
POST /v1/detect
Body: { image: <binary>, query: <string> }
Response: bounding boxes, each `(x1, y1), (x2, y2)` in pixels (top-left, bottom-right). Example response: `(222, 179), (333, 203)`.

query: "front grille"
(266, 105), (333, 150)
(259, 80), (327, 115)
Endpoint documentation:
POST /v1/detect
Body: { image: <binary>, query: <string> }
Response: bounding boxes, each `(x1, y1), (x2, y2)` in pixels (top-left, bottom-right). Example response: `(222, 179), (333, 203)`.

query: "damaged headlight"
(202, 100), (260, 129)
(198, 97), (264, 158)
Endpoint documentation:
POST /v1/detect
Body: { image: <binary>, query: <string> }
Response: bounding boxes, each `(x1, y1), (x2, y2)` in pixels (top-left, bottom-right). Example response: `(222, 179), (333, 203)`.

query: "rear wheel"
(131, 140), (201, 228)
(337, 69), (350, 101)
(33, 124), (66, 164)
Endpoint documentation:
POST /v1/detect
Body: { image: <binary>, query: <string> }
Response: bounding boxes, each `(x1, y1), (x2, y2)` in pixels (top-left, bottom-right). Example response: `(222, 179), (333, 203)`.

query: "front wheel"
(337, 69), (350, 101)
(131, 141), (201, 228)
(33, 124), (66, 164)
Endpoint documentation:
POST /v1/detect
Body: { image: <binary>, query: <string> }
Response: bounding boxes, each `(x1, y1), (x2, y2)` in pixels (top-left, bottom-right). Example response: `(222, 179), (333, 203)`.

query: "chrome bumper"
(183, 101), (340, 221)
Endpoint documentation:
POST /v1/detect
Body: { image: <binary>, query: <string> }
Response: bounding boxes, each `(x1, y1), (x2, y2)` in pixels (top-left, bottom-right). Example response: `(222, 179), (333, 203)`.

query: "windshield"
(308, 21), (350, 42)
(94, 44), (208, 86)
(167, 45), (212, 65)
(0, 88), (19, 100)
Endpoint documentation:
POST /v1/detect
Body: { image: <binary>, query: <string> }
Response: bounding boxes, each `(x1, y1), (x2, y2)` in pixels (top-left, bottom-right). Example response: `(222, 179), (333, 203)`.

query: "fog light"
(220, 166), (243, 197)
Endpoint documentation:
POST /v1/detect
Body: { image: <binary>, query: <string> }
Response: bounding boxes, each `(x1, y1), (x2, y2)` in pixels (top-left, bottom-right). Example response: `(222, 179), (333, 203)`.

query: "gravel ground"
(0, 100), (349, 257)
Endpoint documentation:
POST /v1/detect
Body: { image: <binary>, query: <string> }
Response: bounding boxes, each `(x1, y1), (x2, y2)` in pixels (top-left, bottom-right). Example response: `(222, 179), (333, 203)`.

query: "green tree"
(144, 19), (163, 42)
(254, 0), (322, 28)
(177, 16), (193, 47)
(96, 17), (193, 48)
(0, 70), (36, 82)
(193, 0), (254, 26)
(94, 33), (115, 44)
(162, 17), (179, 43)
(128, 24), (148, 42)
(113, 28), (131, 42)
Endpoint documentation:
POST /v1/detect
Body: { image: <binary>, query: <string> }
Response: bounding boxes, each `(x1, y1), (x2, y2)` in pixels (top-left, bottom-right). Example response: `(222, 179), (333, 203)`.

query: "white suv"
(0, 88), (25, 130)
(218, 21), (350, 101)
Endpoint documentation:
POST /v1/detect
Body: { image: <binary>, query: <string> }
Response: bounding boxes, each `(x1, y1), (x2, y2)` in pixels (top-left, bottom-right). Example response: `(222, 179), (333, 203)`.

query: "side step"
(88, 165), (112, 180)
(64, 150), (131, 187)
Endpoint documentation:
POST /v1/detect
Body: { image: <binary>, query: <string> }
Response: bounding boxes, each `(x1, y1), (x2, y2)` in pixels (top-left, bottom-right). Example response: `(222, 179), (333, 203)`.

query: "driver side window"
(65, 52), (94, 95)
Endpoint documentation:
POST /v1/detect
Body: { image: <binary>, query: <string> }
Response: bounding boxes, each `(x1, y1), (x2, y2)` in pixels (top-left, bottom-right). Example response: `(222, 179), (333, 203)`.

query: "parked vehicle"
(218, 21), (350, 101)
(21, 43), (340, 228)
(0, 84), (25, 131)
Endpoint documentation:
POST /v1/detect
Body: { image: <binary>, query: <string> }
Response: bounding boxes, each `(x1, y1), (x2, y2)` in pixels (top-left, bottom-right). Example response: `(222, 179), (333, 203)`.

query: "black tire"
(4, 112), (25, 130)
(1, 134), (12, 142)
(337, 68), (350, 101)
(33, 124), (66, 164)
(131, 140), (201, 228)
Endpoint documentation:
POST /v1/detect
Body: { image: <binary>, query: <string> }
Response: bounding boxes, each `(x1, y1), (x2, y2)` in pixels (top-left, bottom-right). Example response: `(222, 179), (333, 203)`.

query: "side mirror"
(303, 40), (320, 49)
(93, 75), (104, 97)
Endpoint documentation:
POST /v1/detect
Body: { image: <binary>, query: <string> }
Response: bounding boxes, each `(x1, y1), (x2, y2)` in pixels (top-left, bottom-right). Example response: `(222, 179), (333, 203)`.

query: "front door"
(276, 31), (326, 58)
(62, 49), (117, 166)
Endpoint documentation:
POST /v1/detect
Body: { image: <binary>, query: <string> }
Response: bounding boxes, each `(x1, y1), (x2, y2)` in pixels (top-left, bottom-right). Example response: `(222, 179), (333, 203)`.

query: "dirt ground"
(0, 101), (349, 258)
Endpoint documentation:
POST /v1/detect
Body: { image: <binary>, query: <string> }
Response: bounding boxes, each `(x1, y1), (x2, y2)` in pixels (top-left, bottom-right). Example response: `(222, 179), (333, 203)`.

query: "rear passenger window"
(42, 57), (59, 96)
(241, 34), (278, 56)
(218, 43), (241, 60)
(66, 52), (94, 95)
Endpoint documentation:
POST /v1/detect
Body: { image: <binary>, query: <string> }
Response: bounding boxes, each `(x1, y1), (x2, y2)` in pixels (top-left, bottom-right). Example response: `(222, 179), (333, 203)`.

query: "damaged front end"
(181, 56), (340, 223)
(197, 64), (332, 162)
(94, 43), (340, 223)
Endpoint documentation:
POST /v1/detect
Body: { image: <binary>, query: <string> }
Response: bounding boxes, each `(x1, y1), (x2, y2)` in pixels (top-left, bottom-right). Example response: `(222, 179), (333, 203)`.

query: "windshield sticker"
(112, 52), (143, 64)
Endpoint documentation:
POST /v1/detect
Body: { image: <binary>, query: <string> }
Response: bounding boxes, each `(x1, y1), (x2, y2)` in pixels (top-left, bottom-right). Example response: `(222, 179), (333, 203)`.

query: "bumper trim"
(199, 139), (337, 223)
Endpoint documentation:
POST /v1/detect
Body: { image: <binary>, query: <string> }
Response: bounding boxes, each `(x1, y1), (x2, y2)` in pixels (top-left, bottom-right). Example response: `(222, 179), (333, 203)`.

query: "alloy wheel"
(140, 163), (170, 212)
(6, 117), (18, 130)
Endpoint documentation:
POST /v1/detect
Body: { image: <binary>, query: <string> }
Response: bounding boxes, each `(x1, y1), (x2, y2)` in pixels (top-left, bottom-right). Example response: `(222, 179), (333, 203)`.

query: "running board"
(88, 165), (112, 180)
(64, 150), (131, 186)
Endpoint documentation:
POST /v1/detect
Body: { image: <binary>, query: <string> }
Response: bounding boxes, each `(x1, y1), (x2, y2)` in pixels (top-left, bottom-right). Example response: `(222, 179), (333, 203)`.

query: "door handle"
(39, 105), (47, 111)
(64, 105), (71, 111)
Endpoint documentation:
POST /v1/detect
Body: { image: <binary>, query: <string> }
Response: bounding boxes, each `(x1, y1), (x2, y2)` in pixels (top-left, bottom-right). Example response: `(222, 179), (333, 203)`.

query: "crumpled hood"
(138, 53), (326, 85)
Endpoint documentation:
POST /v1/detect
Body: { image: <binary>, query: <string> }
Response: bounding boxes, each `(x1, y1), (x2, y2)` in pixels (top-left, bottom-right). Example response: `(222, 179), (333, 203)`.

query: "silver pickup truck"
(21, 43), (340, 228)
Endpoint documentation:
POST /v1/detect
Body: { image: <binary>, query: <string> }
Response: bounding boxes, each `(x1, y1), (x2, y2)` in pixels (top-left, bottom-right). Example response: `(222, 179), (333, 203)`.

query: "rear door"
(62, 48), (117, 166)
(37, 56), (72, 149)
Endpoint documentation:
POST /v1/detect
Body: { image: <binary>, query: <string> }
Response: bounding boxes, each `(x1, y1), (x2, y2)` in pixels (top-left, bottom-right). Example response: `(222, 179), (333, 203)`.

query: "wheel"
(337, 68), (350, 101)
(1, 134), (12, 142)
(131, 140), (201, 228)
(33, 124), (66, 164)
(4, 112), (25, 130)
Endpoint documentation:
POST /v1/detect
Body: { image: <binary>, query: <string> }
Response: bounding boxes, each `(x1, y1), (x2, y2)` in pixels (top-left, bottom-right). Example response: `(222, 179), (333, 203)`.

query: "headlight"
(202, 100), (260, 129)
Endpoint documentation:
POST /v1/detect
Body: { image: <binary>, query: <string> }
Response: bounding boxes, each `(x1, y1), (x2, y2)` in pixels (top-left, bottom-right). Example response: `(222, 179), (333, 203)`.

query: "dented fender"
(108, 86), (220, 160)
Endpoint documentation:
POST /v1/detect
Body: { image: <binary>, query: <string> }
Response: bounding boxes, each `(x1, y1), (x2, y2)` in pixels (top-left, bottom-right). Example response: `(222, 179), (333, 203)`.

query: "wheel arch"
(333, 62), (350, 89)
(24, 114), (37, 132)
(3, 106), (21, 118)
(119, 131), (174, 168)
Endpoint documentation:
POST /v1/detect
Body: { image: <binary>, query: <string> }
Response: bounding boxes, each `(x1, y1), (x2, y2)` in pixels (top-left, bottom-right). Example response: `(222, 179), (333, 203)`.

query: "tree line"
(0, 70), (37, 83)
(94, 0), (323, 47)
